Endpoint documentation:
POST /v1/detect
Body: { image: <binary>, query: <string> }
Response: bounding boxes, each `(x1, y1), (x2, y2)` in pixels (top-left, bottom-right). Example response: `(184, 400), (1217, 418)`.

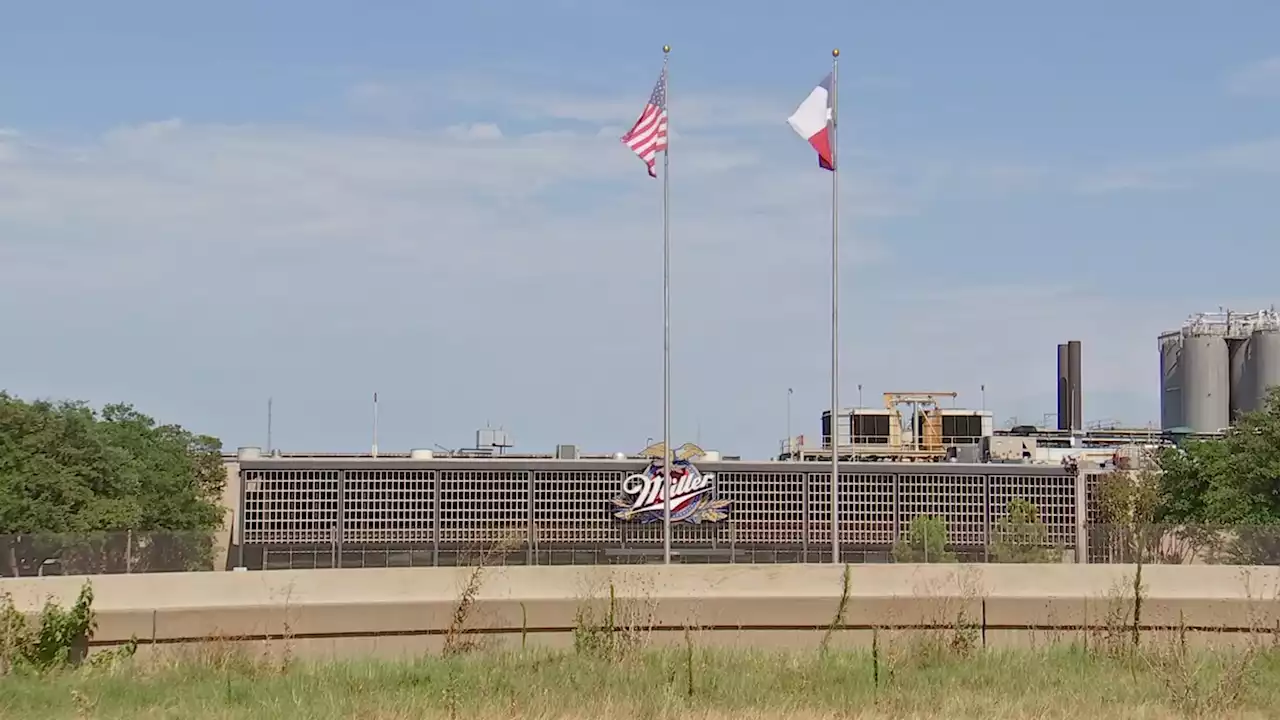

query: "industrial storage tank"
(1158, 332), (1182, 430)
(1229, 337), (1253, 419)
(1159, 308), (1280, 431)
(1181, 334), (1230, 432)
(1247, 329), (1280, 413)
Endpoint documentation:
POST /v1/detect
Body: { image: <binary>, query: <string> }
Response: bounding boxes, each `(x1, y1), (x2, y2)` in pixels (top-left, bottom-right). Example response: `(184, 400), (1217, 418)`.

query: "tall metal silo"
(1229, 336), (1252, 419)
(1056, 343), (1070, 430)
(1158, 331), (1182, 430)
(1248, 328), (1280, 413)
(1181, 333), (1230, 432)
(1067, 340), (1082, 430)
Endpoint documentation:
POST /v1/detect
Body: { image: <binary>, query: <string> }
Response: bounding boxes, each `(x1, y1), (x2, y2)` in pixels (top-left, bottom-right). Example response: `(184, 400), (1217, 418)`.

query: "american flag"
(621, 67), (668, 178)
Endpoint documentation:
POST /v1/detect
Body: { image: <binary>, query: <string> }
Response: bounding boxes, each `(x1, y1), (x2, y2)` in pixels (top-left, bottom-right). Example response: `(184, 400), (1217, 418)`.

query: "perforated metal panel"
(342, 470), (436, 544)
(1085, 471), (1107, 523)
(896, 473), (986, 546)
(241, 469), (340, 544)
(624, 522), (728, 545)
(532, 469), (625, 545)
(715, 471), (805, 545)
(438, 469), (527, 544)
(988, 473), (1076, 545)
(237, 460), (1086, 563)
(848, 472), (896, 544)
(806, 472), (846, 546)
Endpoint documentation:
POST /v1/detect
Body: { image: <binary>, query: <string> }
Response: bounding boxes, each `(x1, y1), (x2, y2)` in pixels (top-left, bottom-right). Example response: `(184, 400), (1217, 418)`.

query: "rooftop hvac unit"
(852, 409), (892, 445)
(556, 444), (580, 460)
(476, 427), (513, 452)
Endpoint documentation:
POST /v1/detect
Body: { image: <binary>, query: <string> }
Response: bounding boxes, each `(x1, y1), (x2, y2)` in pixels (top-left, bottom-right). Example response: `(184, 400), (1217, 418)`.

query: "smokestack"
(1067, 340), (1082, 431)
(1056, 344), (1070, 430)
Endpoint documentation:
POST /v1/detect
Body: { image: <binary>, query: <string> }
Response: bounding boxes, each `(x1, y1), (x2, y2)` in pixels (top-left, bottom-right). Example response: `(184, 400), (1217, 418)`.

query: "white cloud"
(1075, 169), (1184, 195)
(0, 114), (913, 455)
(103, 118), (184, 144)
(445, 122), (504, 140)
(1073, 136), (1280, 194)
(345, 82), (427, 122)
(1226, 57), (1280, 98)
(1202, 137), (1280, 174)
(6, 85), (1254, 455)
(910, 161), (1052, 201)
(347, 75), (799, 131)
(509, 91), (788, 129)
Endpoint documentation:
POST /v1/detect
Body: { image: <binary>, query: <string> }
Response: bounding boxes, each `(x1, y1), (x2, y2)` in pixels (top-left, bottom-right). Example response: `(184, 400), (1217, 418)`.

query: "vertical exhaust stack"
(1056, 343), (1070, 430)
(1067, 340), (1083, 431)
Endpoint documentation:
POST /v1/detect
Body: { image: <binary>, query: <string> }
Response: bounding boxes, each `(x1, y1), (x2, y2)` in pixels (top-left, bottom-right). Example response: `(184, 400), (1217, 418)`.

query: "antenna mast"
(372, 392), (379, 458)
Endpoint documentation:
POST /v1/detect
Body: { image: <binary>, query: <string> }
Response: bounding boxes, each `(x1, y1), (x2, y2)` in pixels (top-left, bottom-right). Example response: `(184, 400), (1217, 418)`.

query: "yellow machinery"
(882, 391), (959, 457)
(793, 390), (970, 462)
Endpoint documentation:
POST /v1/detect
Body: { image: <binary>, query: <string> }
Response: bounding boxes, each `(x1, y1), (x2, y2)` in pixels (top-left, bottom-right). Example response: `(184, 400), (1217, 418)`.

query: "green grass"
(3, 644), (1280, 719)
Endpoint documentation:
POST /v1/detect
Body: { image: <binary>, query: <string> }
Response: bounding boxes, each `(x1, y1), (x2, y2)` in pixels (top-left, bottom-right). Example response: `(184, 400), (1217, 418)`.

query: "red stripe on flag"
(810, 127), (834, 171)
(622, 68), (669, 178)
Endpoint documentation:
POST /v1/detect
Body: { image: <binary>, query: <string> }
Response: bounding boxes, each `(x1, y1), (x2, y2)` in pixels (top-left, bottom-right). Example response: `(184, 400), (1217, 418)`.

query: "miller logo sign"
(611, 442), (732, 524)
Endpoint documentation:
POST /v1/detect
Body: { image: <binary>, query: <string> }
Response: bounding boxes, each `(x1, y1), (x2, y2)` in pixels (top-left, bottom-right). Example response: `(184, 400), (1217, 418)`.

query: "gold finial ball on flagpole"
(832, 48), (840, 57)
(663, 45), (671, 53)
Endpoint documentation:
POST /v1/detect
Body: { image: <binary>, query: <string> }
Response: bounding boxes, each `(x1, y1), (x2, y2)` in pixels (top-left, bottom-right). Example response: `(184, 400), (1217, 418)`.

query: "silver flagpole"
(829, 48), (841, 564)
(662, 45), (673, 565)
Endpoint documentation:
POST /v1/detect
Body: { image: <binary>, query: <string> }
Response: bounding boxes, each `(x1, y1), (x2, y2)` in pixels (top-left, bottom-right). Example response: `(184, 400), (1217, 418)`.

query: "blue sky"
(3, 1), (1279, 457)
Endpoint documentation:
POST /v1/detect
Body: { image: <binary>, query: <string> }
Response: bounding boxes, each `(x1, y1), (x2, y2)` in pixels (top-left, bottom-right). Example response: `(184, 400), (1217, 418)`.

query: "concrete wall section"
(213, 461), (241, 571)
(5, 565), (1280, 659)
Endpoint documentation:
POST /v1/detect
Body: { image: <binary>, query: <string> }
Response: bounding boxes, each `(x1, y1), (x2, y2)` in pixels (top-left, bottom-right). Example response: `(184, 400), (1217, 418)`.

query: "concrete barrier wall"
(4, 564), (1279, 659)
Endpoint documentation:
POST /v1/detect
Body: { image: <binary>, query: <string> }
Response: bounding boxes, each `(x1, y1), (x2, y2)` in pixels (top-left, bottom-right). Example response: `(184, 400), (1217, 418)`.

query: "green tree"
(0, 393), (225, 576)
(892, 515), (955, 563)
(1157, 388), (1280, 525)
(1095, 464), (1164, 563)
(988, 498), (1053, 562)
(1150, 387), (1280, 563)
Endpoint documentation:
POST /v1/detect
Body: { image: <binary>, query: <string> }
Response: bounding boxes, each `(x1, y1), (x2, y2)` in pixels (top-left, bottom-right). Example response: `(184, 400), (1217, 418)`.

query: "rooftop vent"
(476, 427), (513, 454)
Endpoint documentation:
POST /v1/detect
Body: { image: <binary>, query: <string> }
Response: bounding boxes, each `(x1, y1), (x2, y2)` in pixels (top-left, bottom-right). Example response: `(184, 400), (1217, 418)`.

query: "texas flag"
(786, 73), (835, 171)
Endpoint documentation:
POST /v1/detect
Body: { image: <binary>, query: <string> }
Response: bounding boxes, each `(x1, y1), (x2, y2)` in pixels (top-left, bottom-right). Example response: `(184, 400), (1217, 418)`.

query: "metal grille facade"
(343, 470), (434, 544)
(236, 459), (1079, 567)
(241, 469), (340, 545)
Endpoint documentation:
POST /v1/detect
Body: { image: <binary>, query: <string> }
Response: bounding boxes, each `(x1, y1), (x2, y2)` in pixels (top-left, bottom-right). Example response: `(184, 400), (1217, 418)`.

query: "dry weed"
(442, 529), (524, 657)
(1088, 567), (1146, 659)
(818, 564), (851, 656)
(1143, 620), (1259, 719)
(572, 570), (659, 660)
